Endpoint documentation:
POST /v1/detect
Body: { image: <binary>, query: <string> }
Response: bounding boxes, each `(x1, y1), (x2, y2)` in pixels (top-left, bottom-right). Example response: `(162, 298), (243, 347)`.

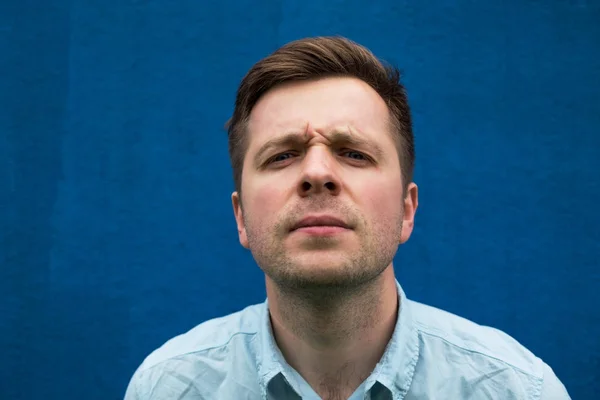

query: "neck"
(266, 266), (399, 399)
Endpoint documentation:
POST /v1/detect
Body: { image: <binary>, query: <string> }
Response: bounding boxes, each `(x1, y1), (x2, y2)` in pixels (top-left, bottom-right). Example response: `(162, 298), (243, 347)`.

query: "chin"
(269, 256), (380, 290)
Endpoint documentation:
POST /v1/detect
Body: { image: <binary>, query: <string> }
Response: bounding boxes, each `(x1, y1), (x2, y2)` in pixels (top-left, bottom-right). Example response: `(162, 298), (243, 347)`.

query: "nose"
(297, 147), (341, 197)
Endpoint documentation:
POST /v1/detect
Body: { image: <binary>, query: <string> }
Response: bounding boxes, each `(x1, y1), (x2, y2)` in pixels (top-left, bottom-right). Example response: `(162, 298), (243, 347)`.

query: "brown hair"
(226, 36), (414, 197)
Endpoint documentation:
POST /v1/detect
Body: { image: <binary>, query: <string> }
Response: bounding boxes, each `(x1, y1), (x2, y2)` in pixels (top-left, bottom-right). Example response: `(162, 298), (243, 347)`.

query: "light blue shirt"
(125, 282), (570, 399)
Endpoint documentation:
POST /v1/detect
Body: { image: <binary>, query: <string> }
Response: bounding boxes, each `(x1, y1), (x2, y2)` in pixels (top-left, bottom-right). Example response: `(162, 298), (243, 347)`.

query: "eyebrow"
(328, 130), (385, 159)
(253, 128), (385, 166)
(253, 131), (306, 165)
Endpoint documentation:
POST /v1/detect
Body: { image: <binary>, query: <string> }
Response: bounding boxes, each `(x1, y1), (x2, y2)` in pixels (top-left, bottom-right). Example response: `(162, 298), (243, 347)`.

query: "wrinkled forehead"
(246, 77), (394, 151)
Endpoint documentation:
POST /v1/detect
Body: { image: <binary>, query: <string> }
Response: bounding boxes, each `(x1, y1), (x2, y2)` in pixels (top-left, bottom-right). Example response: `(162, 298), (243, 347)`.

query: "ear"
(400, 182), (418, 244)
(232, 191), (249, 249)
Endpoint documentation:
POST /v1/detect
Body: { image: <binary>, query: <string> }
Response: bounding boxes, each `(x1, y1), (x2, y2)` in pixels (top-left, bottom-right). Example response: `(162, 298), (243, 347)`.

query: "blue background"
(1, 1), (598, 399)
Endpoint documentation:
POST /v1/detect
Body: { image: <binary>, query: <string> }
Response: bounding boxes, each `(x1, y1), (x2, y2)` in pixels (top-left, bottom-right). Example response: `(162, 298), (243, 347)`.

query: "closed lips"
(291, 216), (350, 231)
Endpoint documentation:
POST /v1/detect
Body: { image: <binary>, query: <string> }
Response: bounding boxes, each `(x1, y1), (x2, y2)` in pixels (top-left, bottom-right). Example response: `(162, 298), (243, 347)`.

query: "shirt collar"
(256, 297), (301, 396)
(254, 280), (420, 398)
(369, 281), (421, 397)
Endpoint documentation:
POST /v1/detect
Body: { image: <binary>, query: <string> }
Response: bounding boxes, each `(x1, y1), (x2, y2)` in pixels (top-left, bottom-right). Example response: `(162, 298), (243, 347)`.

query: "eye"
(268, 152), (296, 164)
(341, 150), (368, 161)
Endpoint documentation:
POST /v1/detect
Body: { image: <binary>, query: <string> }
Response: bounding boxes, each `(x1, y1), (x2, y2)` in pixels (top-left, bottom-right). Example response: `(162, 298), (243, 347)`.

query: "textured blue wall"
(1, 1), (598, 399)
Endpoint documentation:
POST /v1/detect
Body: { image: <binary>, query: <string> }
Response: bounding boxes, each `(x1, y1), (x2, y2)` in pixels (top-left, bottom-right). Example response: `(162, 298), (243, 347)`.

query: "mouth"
(290, 215), (352, 235)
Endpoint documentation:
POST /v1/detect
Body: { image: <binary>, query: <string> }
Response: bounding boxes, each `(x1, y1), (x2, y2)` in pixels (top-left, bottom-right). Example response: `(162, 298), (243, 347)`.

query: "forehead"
(246, 77), (394, 148)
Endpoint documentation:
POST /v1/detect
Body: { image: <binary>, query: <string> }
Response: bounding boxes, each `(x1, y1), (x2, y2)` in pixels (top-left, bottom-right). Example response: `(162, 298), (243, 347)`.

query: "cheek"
(246, 181), (288, 222)
(358, 175), (404, 222)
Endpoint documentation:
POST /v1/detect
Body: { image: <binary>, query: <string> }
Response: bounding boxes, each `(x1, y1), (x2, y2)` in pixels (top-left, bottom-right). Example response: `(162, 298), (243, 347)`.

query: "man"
(125, 36), (570, 399)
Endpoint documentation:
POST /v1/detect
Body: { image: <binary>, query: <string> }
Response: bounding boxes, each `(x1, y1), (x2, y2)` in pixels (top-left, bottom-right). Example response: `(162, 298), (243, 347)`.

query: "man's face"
(232, 77), (418, 289)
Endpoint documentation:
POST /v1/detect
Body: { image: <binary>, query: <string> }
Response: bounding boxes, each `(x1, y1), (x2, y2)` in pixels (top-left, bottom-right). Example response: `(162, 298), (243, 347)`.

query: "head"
(227, 36), (418, 291)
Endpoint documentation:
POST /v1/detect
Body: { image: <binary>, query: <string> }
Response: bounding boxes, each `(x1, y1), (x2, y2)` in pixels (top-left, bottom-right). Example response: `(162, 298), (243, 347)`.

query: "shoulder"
(409, 299), (543, 376)
(124, 302), (265, 399)
(407, 299), (570, 398)
(140, 302), (263, 370)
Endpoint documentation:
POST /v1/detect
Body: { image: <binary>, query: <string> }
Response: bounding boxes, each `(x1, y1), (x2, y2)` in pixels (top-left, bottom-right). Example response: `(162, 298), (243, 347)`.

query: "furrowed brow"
(253, 131), (307, 166)
(327, 129), (385, 159)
